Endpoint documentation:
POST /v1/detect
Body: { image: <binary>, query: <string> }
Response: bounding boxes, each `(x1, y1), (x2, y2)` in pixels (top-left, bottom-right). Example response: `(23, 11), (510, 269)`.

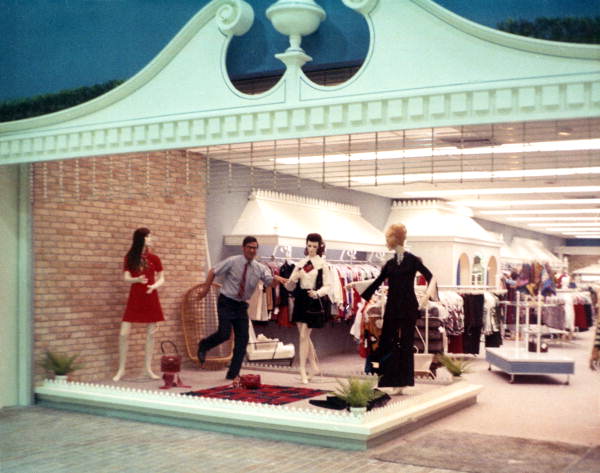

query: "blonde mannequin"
(113, 228), (165, 382)
(352, 223), (437, 395)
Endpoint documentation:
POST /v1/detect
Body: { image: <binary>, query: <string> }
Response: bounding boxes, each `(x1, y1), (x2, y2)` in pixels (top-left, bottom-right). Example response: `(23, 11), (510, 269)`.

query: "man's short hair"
(242, 236), (258, 247)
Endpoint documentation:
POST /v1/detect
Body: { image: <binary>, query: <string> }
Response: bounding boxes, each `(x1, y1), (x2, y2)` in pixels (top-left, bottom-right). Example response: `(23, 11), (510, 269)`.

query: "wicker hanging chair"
(181, 283), (232, 370)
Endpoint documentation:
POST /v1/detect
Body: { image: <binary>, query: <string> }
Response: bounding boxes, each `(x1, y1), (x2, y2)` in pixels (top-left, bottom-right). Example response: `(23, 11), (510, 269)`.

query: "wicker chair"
(181, 283), (232, 370)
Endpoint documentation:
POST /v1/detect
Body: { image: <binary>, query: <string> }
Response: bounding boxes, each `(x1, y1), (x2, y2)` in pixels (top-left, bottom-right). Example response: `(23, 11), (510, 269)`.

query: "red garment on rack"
(447, 334), (464, 354)
(574, 303), (588, 330)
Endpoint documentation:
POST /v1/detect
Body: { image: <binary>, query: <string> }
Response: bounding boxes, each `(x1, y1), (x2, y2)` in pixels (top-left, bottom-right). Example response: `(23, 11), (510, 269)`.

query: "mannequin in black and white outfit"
(285, 233), (331, 384)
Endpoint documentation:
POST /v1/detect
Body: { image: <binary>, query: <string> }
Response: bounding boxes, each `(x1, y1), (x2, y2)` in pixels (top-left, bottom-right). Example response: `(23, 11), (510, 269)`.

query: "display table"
(486, 347), (574, 384)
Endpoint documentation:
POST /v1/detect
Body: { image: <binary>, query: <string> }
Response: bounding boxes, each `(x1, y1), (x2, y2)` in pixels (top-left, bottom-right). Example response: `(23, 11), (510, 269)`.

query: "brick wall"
(32, 150), (207, 382)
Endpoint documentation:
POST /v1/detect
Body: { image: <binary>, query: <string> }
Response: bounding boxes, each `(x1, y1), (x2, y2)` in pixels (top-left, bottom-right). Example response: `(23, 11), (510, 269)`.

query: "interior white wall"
(474, 218), (565, 252)
(0, 165), (19, 407)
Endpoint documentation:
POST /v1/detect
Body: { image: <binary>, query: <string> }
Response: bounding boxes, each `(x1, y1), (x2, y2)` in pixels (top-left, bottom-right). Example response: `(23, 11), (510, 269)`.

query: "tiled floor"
(0, 406), (462, 473)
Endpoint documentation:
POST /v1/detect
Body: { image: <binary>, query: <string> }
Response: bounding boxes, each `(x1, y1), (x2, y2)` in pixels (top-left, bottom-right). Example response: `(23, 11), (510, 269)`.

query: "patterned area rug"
(373, 430), (597, 473)
(183, 384), (327, 405)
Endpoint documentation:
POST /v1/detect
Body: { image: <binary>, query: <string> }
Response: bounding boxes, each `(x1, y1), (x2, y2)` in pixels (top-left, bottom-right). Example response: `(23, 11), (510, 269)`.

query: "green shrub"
(40, 351), (83, 376)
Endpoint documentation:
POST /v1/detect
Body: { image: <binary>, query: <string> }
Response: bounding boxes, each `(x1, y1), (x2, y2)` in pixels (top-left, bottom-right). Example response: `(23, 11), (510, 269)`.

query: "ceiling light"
(274, 138), (600, 165)
(544, 227), (600, 232)
(528, 222), (600, 227)
(557, 127), (572, 136)
(454, 198), (600, 208)
(350, 166), (600, 185)
(506, 216), (600, 222)
(402, 185), (600, 197)
(480, 208), (600, 215)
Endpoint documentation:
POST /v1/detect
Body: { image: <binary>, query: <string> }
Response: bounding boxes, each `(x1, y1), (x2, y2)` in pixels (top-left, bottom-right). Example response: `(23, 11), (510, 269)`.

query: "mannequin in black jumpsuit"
(357, 224), (437, 394)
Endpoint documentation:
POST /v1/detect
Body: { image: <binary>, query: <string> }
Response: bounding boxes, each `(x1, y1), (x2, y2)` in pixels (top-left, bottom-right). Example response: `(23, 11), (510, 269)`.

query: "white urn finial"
(266, 0), (326, 54)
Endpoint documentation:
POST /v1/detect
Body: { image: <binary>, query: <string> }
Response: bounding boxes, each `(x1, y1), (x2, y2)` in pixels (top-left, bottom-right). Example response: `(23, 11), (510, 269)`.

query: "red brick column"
(32, 151), (207, 382)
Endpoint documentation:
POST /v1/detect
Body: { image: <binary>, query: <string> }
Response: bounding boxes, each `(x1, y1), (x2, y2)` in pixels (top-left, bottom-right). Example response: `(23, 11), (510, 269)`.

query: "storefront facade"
(1, 0), (599, 409)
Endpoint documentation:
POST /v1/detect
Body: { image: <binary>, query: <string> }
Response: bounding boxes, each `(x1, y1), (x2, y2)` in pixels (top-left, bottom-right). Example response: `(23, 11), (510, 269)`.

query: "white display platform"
(35, 379), (482, 450)
(486, 347), (575, 384)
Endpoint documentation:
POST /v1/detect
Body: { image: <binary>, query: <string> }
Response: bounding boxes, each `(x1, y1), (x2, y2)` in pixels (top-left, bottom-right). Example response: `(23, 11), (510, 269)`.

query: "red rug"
(183, 384), (327, 405)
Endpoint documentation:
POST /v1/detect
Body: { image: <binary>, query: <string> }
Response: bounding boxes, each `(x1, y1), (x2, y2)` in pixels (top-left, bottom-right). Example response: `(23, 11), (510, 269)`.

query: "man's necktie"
(238, 262), (249, 299)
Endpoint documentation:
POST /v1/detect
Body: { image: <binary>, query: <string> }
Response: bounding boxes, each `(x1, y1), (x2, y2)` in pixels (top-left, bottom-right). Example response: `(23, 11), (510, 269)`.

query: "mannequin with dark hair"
(284, 233), (331, 384)
(113, 228), (165, 382)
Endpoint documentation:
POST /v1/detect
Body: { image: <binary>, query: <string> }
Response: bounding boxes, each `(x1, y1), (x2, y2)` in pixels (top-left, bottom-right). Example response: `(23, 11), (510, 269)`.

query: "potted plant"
(40, 350), (83, 381)
(436, 353), (472, 377)
(332, 376), (382, 414)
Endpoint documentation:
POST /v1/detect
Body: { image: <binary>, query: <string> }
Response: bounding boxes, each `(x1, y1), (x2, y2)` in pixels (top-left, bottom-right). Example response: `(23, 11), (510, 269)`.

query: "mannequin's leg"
(144, 323), (160, 379)
(113, 322), (131, 381)
(297, 323), (309, 384)
(306, 329), (320, 377)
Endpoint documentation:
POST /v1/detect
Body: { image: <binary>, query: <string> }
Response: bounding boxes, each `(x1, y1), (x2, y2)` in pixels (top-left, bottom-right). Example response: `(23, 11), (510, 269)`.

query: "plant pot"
(349, 406), (367, 416)
(54, 375), (69, 383)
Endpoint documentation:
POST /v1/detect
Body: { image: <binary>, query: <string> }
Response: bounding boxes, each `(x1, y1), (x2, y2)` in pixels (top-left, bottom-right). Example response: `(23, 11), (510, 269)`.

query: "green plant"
(332, 376), (380, 408)
(40, 351), (83, 376)
(437, 354), (472, 377)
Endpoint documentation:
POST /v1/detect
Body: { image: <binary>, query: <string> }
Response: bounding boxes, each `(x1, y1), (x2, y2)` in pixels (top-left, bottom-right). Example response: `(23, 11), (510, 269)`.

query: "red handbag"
(160, 341), (181, 373)
(236, 374), (261, 389)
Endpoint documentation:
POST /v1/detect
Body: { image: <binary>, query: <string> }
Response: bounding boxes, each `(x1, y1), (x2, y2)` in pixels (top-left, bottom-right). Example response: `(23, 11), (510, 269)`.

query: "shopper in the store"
(284, 233), (332, 384)
(351, 223), (437, 395)
(591, 317), (600, 370)
(196, 236), (288, 383)
(113, 227), (165, 382)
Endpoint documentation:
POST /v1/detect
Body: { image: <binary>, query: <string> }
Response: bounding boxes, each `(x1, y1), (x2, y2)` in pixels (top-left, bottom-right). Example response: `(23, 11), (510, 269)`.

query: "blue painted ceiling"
(0, 0), (597, 101)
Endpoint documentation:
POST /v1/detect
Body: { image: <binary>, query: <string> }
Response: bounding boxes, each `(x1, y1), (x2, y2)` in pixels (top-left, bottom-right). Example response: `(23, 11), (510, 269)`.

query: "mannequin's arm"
(346, 279), (375, 294)
(147, 271), (164, 294)
(124, 271), (147, 285)
(418, 275), (438, 309)
(283, 267), (300, 292)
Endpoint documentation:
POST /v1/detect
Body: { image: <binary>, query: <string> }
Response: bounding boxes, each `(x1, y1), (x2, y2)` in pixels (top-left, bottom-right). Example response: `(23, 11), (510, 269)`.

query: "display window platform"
(486, 347), (575, 384)
(35, 363), (482, 451)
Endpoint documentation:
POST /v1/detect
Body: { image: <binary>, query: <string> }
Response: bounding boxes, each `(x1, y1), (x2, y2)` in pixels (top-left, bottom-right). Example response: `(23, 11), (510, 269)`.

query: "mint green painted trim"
(17, 164), (33, 405)
(0, 165), (19, 407)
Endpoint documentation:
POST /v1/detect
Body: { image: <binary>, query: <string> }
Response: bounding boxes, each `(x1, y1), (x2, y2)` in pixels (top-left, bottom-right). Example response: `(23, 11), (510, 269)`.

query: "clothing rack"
(499, 294), (559, 351)
(439, 285), (504, 292)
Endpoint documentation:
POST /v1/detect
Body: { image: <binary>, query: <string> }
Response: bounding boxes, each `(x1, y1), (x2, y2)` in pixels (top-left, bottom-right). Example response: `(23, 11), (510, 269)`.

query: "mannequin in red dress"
(113, 228), (165, 382)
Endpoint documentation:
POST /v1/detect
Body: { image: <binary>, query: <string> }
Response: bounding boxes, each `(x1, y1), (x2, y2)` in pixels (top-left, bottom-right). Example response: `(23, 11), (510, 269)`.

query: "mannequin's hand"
(146, 284), (156, 294)
(138, 275), (148, 284)
(308, 290), (319, 299)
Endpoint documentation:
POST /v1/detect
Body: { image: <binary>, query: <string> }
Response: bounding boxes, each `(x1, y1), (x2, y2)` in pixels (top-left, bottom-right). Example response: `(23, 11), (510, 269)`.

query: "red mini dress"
(122, 252), (165, 323)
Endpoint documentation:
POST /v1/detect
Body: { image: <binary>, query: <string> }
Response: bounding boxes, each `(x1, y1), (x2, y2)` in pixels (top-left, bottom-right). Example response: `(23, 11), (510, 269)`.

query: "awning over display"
(508, 237), (564, 269)
(386, 200), (500, 247)
(224, 190), (387, 252)
(573, 262), (600, 281)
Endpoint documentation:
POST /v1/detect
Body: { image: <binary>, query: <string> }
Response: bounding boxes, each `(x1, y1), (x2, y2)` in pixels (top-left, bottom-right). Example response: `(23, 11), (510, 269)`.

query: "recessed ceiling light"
(455, 198), (600, 208)
(481, 208), (600, 215)
(403, 186), (600, 197)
